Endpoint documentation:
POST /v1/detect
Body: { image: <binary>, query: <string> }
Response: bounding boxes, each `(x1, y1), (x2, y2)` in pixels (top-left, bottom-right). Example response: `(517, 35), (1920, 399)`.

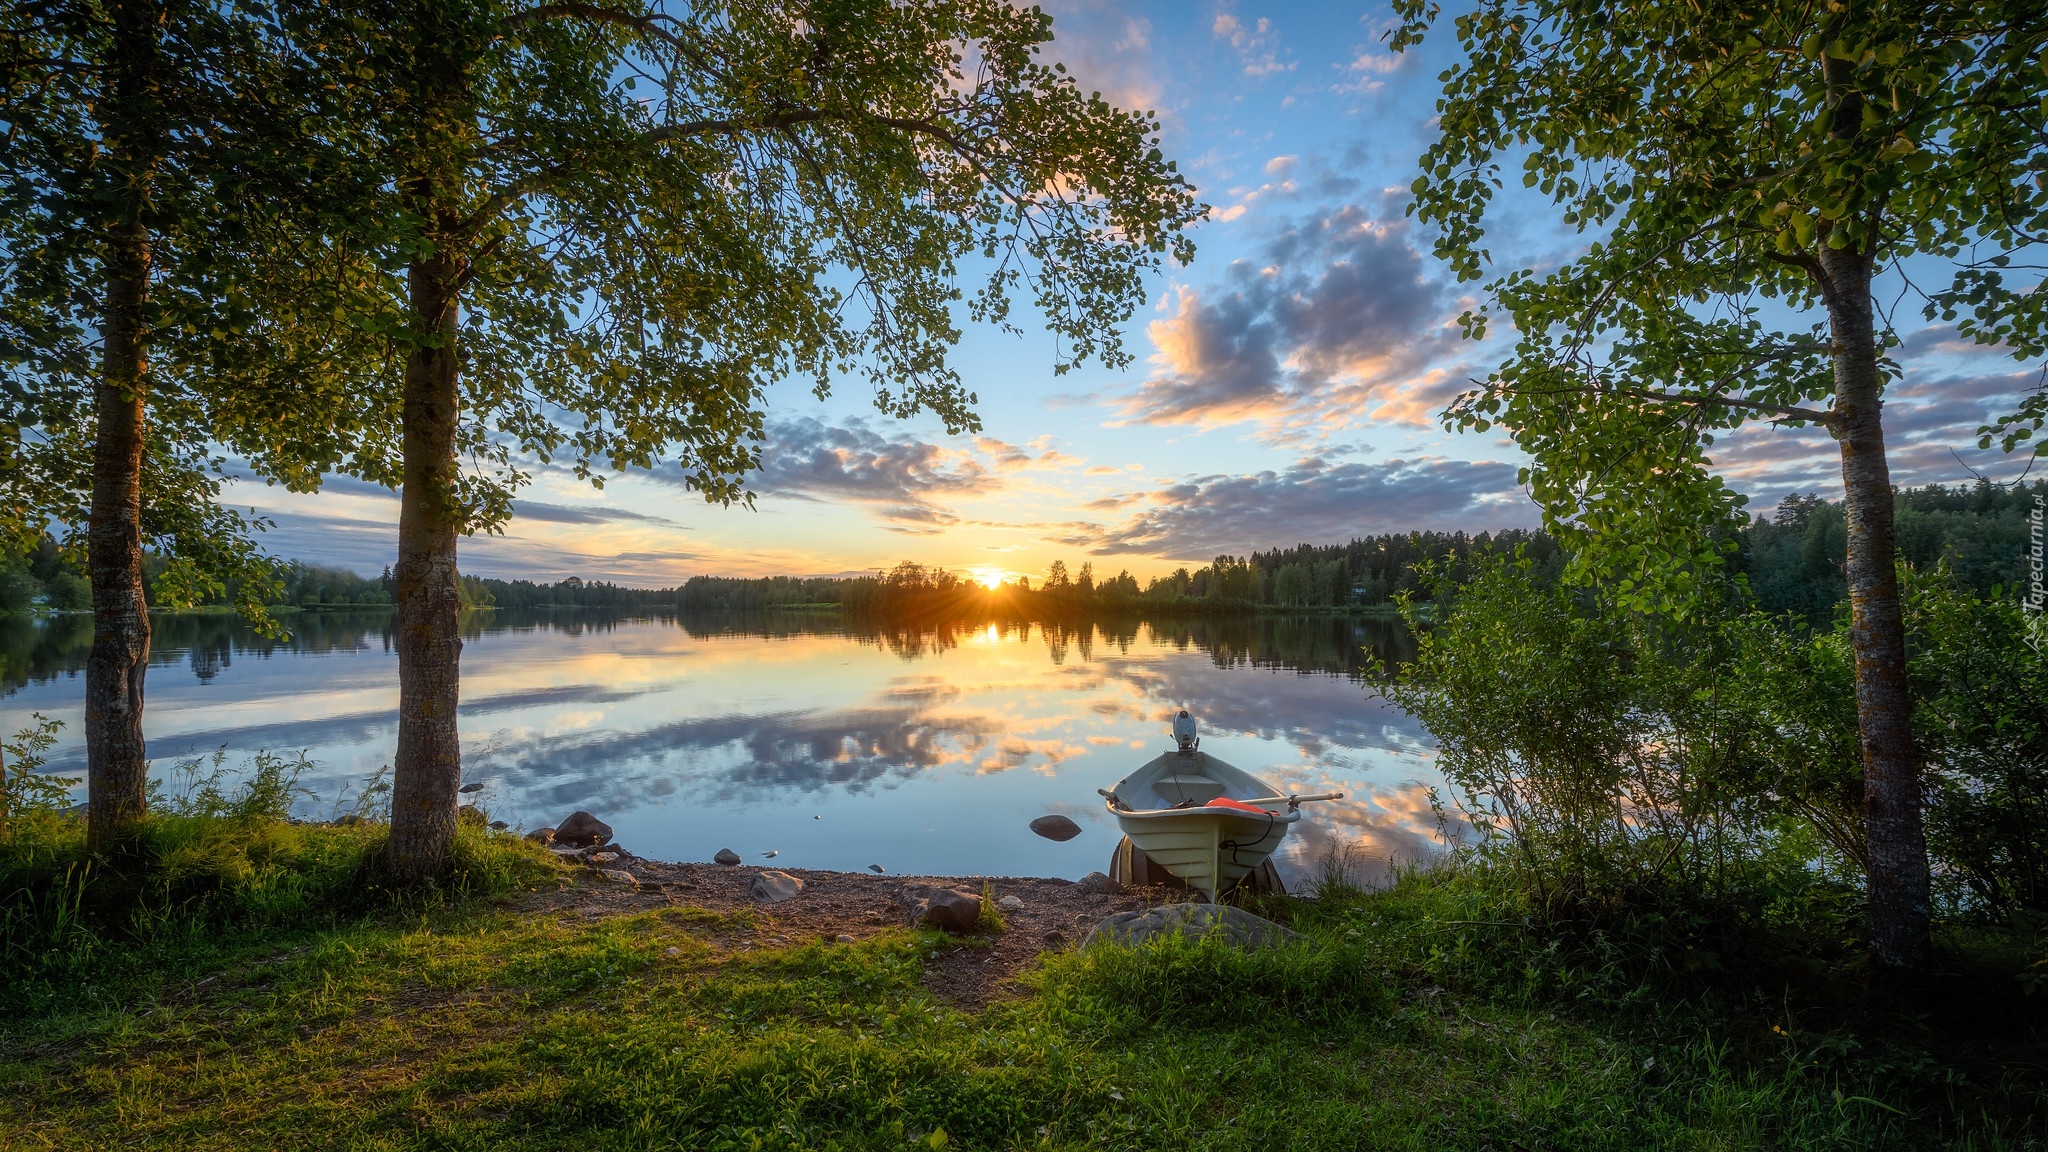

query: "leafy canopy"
(1392, 0), (2048, 606)
(283, 0), (1202, 524)
(0, 0), (404, 619)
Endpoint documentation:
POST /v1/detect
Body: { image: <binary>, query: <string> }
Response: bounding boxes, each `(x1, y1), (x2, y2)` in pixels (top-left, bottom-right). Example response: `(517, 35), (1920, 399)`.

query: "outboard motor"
(1171, 709), (1199, 755)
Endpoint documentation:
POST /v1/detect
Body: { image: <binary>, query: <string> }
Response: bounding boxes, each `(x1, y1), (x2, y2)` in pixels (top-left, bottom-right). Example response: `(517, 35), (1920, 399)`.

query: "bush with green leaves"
(1380, 556), (1775, 913)
(1909, 573), (2048, 919)
(0, 714), (75, 841)
(1386, 552), (2048, 938)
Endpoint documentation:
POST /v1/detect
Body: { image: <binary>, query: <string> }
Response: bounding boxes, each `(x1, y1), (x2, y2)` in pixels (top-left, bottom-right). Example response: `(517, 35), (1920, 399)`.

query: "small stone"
(751, 870), (804, 903)
(714, 848), (743, 866)
(664, 945), (683, 958)
(549, 846), (586, 861)
(554, 811), (613, 848)
(762, 850), (778, 858)
(589, 852), (620, 865)
(868, 864), (885, 873)
(456, 806), (487, 828)
(1074, 872), (1122, 895)
(488, 820), (508, 831)
(997, 895), (1025, 912)
(599, 869), (639, 886)
(458, 782), (484, 794)
(525, 827), (555, 844)
(900, 885), (982, 934)
(835, 934), (857, 945)
(1042, 929), (1066, 943)
(1029, 814), (1083, 842)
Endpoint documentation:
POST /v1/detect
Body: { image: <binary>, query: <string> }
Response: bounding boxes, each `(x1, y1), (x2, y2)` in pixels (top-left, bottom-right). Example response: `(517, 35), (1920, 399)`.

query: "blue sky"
(240, 0), (2045, 587)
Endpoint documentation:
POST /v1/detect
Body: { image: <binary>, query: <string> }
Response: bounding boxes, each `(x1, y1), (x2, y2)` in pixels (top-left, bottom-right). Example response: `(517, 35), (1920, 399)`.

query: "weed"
(975, 878), (1005, 934)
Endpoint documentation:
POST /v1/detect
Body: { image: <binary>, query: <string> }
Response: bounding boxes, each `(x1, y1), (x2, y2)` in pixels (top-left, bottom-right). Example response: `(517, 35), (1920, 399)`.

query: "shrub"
(1910, 571), (2048, 920)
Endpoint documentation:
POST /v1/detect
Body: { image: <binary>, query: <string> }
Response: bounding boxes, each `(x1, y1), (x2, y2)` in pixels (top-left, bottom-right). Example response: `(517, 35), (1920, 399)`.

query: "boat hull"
(1113, 807), (1292, 901)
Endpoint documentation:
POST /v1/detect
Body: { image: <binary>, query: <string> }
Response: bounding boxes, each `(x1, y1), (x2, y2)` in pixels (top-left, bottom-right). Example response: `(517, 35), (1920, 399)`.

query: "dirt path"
(517, 848), (1170, 1008)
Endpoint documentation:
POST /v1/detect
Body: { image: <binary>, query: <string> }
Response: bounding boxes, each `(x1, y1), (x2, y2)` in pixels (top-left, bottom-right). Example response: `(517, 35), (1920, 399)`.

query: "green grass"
(5, 846), (2045, 1150)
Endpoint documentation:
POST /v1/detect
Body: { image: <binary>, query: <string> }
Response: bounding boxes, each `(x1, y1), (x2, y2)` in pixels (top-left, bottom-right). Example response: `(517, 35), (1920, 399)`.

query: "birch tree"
(279, 0), (1201, 878)
(1394, 0), (2048, 969)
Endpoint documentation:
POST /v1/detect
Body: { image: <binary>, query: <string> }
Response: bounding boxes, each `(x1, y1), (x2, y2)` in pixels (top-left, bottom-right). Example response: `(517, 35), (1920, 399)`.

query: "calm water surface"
(1, 610), (1449, 886)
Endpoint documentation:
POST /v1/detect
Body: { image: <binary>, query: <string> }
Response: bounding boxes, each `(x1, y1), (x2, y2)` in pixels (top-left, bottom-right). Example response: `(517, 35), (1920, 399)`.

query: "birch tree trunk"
(382, 247), (466, 881)
(83, 0), (161, 854)
(1821, 239), (1931, 972)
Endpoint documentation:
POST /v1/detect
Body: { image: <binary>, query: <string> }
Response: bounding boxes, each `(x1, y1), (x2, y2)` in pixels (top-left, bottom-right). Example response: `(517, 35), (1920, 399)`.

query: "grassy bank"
(4, 824), (2043, 1149)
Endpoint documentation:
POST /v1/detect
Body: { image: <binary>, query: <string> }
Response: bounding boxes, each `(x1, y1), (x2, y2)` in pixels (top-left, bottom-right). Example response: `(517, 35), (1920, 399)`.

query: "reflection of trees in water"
(1143, 615), (1415, 678)
(0, 613), (91, 695)
(2, 606), (1416, 697)
(0, 610), (400, 696)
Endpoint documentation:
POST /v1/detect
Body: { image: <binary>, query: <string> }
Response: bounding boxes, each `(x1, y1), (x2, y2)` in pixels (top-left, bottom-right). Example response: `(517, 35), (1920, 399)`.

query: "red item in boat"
(1204, 797), (1270, 814)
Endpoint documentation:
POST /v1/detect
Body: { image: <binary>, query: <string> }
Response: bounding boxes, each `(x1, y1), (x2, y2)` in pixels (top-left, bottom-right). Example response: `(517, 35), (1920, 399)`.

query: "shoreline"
(532, 841), (1162, 1009)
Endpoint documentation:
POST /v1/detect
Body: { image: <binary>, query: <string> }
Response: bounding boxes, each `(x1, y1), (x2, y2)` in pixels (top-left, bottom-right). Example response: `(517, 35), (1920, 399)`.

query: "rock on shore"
(751, 871), (804, 903)
(553, 811), (613, 847)
(901, 885), (982, 933)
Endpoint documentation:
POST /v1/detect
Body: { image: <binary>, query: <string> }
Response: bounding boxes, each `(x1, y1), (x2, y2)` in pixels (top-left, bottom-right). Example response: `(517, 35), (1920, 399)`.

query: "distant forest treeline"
(1, 480), (2041, 620)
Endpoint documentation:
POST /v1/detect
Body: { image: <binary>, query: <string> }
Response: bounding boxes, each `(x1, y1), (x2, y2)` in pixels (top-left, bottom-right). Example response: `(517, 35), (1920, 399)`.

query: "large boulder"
(713, 848), (743, 866)
(1029, 814), (1083, 842)
(901, 885), (982, 934)
(1083, 903), (1300, 950)
(553, 811), (613, 847)
(751, 870), (804, 903)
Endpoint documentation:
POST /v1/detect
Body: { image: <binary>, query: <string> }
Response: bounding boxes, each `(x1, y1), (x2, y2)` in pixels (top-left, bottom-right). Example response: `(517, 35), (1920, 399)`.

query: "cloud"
(1333, 45), (1407, 96)
(1036, 0), (1163, 114)
(510, 500), (680, 527)
(743, 416), (997, 532)
(973, 434), (1087, 473)
(1053, 454), (1531, 557)
(1710, 358), (2048, 500)
(1213, 9), (1294, 78)
(1116, 204), (1458, 440)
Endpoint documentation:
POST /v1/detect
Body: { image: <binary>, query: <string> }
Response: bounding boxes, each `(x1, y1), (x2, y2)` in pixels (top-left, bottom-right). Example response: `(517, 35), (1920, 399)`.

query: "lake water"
(0, 610), (1451, 887)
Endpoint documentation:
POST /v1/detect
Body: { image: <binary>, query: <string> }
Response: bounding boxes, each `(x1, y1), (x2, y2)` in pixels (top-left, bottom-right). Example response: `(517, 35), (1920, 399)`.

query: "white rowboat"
(1101, 748), (1342, 902)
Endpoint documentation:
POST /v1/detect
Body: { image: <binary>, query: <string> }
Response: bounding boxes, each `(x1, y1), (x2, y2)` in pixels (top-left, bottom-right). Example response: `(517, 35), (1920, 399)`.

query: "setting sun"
(972, 568), (1010, 590)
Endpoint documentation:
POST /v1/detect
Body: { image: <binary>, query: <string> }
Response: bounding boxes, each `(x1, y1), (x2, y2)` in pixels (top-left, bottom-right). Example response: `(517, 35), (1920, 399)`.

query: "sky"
(239, 0), (2047, 589)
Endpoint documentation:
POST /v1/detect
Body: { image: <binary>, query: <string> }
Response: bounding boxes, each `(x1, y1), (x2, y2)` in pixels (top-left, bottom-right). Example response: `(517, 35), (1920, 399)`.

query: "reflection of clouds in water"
(1272, 783), (1469, 889)
(46, 683), (655, 776)
(1094, 651), (1430, 760)
(471, 704), (1008, 816)
(978, 735), (1093, 775)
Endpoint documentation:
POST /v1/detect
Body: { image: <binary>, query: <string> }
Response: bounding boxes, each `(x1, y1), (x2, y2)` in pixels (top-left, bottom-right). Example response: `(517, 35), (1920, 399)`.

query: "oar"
(1241, 791), (1346, 807)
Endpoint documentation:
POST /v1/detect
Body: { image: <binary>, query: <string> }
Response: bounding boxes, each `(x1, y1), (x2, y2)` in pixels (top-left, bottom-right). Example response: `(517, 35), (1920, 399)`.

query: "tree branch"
(502, 3), (683, 51)
(1603, 384), (1837, 425)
